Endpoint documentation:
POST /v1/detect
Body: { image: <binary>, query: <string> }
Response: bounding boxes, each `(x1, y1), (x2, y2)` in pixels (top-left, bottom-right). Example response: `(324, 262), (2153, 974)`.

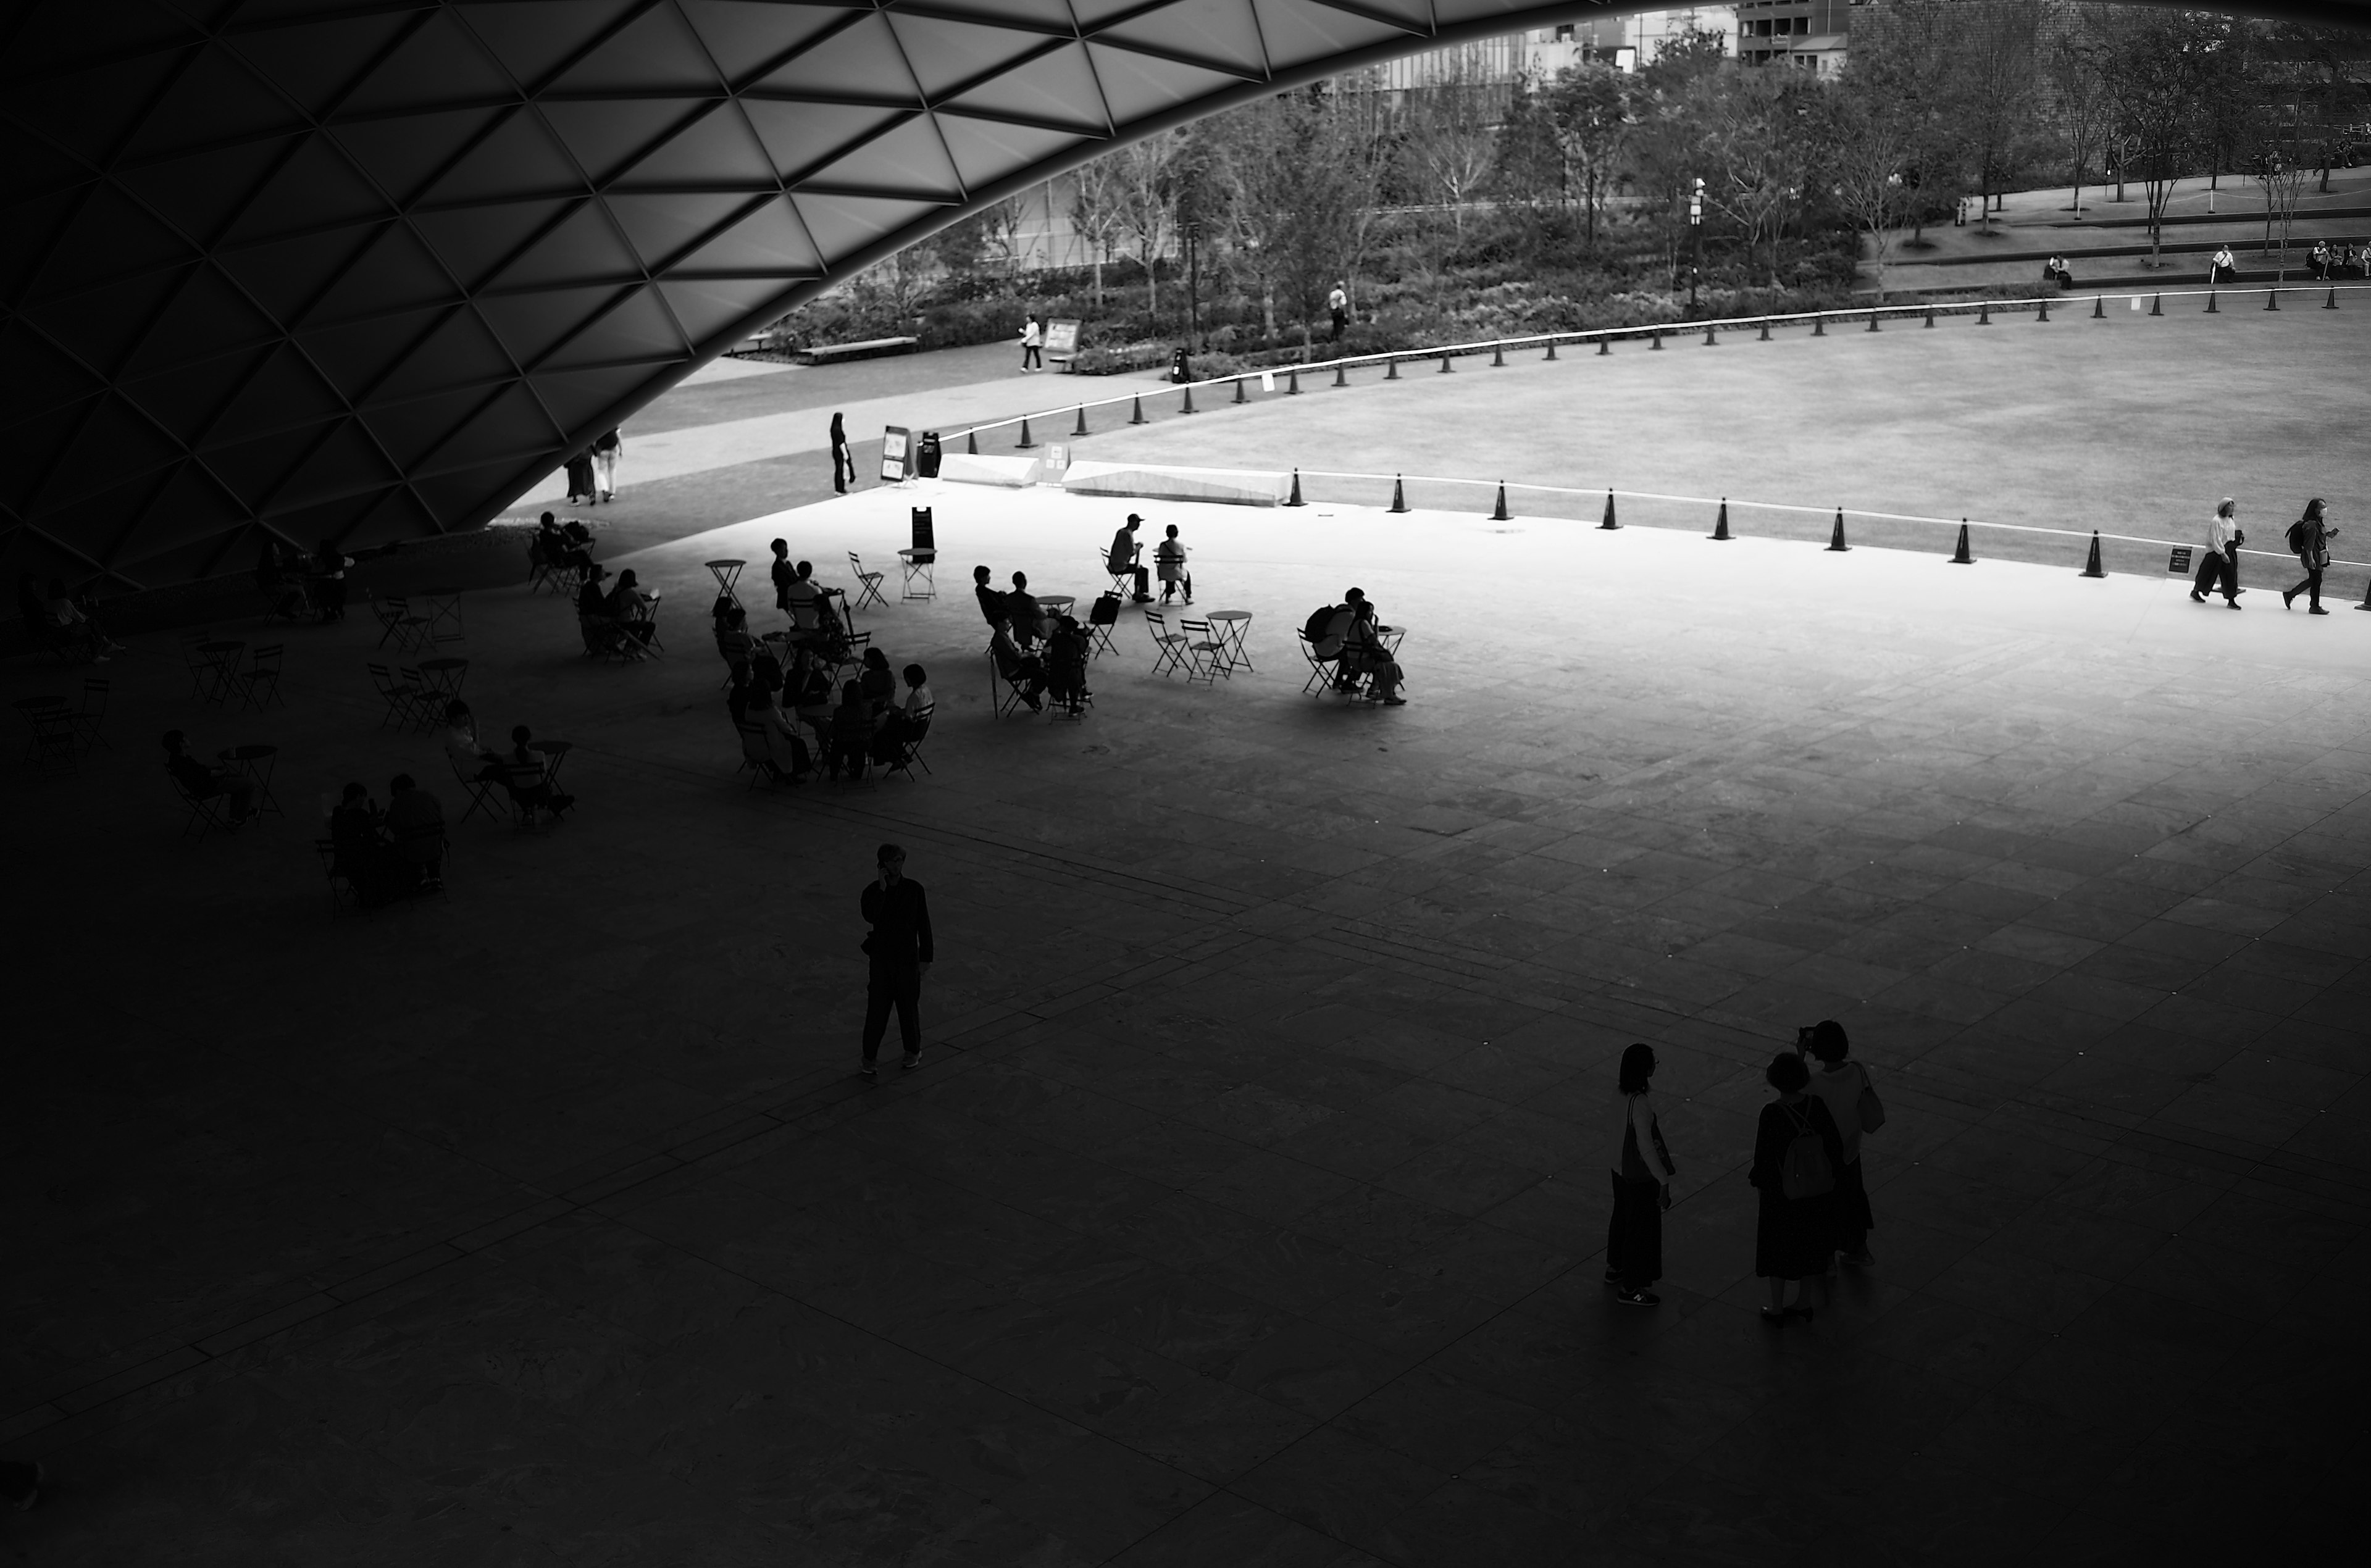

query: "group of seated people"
(2042, 255), (2076, 289)
(1305, 588), (1407, 705)
(251, 535), (401, 621)
(441, 701), (577, 823)
(328, 775), (448, 905)
(161, 730), (256, 825)
(575, 564), (660, 653)
(975, 565), (1090, 715)
(2306, 240), (2369, 280)
(18, 573), (123, 663)
(726, 638), (932, 782)
(1104, 515), (1194, 606)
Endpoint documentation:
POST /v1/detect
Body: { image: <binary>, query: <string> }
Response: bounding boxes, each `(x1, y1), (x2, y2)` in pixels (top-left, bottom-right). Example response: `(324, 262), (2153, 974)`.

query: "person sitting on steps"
(2210, 246), (2239, 285)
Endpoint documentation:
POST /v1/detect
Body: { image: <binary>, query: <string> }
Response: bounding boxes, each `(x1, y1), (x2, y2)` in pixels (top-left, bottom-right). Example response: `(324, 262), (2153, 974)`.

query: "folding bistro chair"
(900, 507), (937, 601)
(847, 552), (888, 614)
(236, 644), (285, 710)
(883, 704), (933, 780)
(180, 631), (218, 697)
(1145, 611), (1189, 678)
(170, 769), (232, 837)
(988, 644), (1038, 717)
(367, 662), (435, 730)
(71, 678), (109, 751)
(449, 753), (503, 822)
(1098, 550), (1137, 604)
(314, 839), (356, 910)
(17, 699), (78, 774)
(371, 594), (431, 652)
(1295, 632), (1339, 696)
(1177, 619), (1229, 686)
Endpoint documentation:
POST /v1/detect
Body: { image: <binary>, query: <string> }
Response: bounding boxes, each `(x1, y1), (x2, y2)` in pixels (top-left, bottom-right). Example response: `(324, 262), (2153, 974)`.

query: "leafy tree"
(1395, 44), (1502, 265)
(1694, 69), (1825, 288)
(1825, 47), (1925, 301)
(2046, 11), (2117, 216)
(1200, 88), (1379, 351)
(1067, 152), (1129, 307)
(1114, 131), (1182, 315)
(1544, 62), (1633, 252)
(1954, 0), (2046, 231)
(2081, 4), (2225, 265)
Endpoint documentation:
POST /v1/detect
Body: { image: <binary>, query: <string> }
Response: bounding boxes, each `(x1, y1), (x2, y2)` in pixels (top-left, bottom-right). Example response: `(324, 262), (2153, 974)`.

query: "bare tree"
(1396, 44), (1502, 264)
(1066, 153), (1129, 307)
(2248, 72), (2314, 273)
(1954, 0), (2046, 231)
(1202, 88), (1378, 352)
(2046, 13), (2116, 216)
(1695, 68), (1823, 288)
(1114, 131), (1181, 315)
(1825, 54), (1921, 302)
(2082, 5), (2220, 267)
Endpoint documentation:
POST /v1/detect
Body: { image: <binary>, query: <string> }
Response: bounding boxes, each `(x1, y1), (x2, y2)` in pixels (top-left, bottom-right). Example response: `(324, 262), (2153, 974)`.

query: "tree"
(1844, 0), (1962, 246)
(1114, 131), (1181, 315)
(1200, 87), (1378, 351)
(1825, 55), (1921, 301)
(1953, 0), (2046, 231)
(2046, 14), (2115, 216)
(1544, 62), (1633, 252)
(2082, 5), (2222, 266)
(1694, 68), (1824, 288)
(1395, 44), (1501, 263)
(1067, 152), (1129, 308)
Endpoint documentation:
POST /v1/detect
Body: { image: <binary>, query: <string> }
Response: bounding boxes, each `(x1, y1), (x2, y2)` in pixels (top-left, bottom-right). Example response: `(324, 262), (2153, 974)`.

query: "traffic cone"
(1866, 311), (1881, 332)
(2149, 293), (2162, 315)
(1438, 350), (1454, 373)
(2206, 291), (2219, 314)
(1286, 367), (1300, 395)
(1758, 320), (1771, 341)
(2091, 295), (2105, 319)
(2266, 288), (2280, 312)
(1977, 302), (1991, 325)
(1072, 404), (1087, 436)
(2324, 286), (2338, 310)
(1232, 377), (1247, 404)
(1923, 307), (1935, 328)
(966, 429), (977, 454)
(1600, 489), (1620, 530)
(2038, 298), (2051, 322)
(1492, 343), (1506, 367)
(1128, 395), (1147, 425)
(1813, 315), (1826, 336)
(1826, 508), (1850, 551)
(1704, 324), (1718, 346)
(1711, 499), (1731, 541)
(1389, 475), (1408, 514)
(1386, 357), (1400, 380)
(1286, 469), (1305, 507)
(1544, 340), (1558, 361)
(1334, 363), (1348, 387)
(2356, 573), (2371, 611)
(1181, 383), (1196, 414)
(1650, 329), (1663, 350)
(1016, 417), (1035, 449)
(1597, 335), (1610, 356)
(1950, 520), (1973, 564)
(2080, 530), (2105, 578)
(1491, 482), (1510, 522)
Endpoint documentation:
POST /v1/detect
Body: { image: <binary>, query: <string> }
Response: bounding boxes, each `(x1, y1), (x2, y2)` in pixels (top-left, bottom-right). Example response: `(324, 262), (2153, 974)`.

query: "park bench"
(794, 335), (919, 365)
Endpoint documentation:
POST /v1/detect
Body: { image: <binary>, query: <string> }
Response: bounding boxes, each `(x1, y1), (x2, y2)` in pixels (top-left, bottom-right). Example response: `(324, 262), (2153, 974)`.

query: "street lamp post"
(1185, 220), (1202, 354)
(1688, 178), (1704, 310)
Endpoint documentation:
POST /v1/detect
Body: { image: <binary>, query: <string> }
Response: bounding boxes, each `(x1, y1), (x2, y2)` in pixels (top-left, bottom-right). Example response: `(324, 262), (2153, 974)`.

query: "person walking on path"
(1328, 283), (1349, 343)
(829, 412), (854, 494)
(859, 844), (933, 1079)
(1750, 1051), (1845, 1323)
(1799, 1021), (1879, 1267)
(2283, 498), (2338, 614)
(1019, 315), (1043, 372)
(1605, 1043), (1676, 1307)
(2191, 498), (2244, 607)
(590, 428), (621, 502)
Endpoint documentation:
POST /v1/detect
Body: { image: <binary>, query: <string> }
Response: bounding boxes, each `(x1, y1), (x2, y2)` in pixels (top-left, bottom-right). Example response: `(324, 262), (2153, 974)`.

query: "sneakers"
(858, 1061), (877, 1080)
(2283, 588), (2297, 608)
(2189, 590), (2206, 603)
(1615, 1287), (1660, 1307)
(900, 1052), (921, 1072)
(1381, 695), (1407, 707)
(2310, 606), (2330, 615)
(1602, 1269), (1622, 1287)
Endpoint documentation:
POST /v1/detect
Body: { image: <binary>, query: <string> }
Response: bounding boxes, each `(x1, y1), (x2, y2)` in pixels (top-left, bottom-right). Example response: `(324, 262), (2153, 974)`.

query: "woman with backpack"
(1750, 1051), (1846, 1324)
(1606, 1043), (1677, 1308)
(1800, 1021), (1880, 1268)
(2281, 498), (2339, 614)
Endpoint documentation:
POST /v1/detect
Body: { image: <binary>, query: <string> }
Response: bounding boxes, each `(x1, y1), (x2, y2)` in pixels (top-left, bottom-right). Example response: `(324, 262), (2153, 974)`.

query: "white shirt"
(2206, 513), (2236, 552)
(900, 683), (934, 715)
(1328, 288), (1347, 311)
(1807, 1062), (1871, 1164)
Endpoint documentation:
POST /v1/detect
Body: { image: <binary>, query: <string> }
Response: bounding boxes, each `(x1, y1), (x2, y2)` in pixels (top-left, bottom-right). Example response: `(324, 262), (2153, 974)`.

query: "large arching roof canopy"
(3, 0), (2365, 587)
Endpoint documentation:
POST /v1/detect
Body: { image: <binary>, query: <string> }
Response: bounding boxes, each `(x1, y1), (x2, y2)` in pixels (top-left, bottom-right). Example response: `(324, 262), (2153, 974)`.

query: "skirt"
(1607, 1172), (1662, 1287)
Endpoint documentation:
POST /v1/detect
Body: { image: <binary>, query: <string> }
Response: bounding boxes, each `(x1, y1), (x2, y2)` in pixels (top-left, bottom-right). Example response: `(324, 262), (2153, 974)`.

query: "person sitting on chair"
(503, 725), (575, 822)
(2210, 245), (2238, 285)
(1337, 590), (1403, 707)
(441, 700), (503, 782)
(827, 679), (874, 778)
(1006, 570), (1047, 648)
(1107, 514), (1151, 603)
(858, 646), (897, 718)
(383, 773), (446, 893)
(328, 780), (399, 902)
(1155, 523), (1192, 605)
(605, 569), (658, 643)
(874, 664), (933, 763)
(2308, 240), (2333, 280)
(972, 564), (1006, 630)
(715, 604), (755, 676)
(537, 512), (592, 572)
(1045, 614), (1091, 715)
(743, 664), (813, 783)
(575, 563), (611, 619)
(162, 730), (254, 825)
(43, 578), (121, 662)
(783, 559), (823, 640)
(255, 541), (311, 619)
(990, 625), (1046, 711)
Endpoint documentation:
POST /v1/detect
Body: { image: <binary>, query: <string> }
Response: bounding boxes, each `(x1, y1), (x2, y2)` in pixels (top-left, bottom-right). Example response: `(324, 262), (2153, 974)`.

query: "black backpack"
(2286, 519), (2310, 555)
(1302, 604), (1337, 648)
(1090, 591), (1120, 626)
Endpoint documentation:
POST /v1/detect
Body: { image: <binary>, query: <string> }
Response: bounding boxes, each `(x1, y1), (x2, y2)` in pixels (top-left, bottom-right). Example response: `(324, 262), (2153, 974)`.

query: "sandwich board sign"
(1045, 319), (1081, 369)
(880, 425), (911, 482)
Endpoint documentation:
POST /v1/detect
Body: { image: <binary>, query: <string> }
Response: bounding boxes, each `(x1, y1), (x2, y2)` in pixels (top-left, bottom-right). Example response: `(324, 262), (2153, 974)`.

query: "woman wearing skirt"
(1605, 1043), (1676, 1307)
(1751, 1051), (1846, 1323)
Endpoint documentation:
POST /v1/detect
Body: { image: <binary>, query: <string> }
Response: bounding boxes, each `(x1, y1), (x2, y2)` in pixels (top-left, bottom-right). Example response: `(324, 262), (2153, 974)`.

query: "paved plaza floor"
(7, 372), (2370, 1563)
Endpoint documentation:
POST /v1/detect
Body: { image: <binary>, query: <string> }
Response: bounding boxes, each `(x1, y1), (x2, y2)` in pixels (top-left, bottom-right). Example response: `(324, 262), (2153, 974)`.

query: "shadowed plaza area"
(7, 316), (2371, 1564)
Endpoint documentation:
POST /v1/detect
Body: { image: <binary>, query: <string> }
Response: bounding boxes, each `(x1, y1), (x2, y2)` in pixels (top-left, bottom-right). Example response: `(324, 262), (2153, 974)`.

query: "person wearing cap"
(859, 844), (934, 1078)
(1107, 514), (1150, 603)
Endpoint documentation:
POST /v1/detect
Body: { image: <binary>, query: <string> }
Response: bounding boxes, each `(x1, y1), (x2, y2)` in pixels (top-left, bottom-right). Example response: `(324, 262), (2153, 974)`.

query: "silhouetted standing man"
(859, 844), (933, 1079)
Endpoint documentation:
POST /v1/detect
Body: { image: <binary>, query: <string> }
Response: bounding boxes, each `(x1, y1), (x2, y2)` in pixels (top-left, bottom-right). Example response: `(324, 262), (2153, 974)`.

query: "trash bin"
(1170, 346), (1191, 385)
(916, 431), (941, 478)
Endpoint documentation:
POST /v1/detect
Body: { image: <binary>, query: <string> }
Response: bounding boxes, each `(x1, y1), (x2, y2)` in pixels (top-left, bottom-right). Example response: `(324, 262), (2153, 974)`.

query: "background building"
(1733, 0), (1859, 72)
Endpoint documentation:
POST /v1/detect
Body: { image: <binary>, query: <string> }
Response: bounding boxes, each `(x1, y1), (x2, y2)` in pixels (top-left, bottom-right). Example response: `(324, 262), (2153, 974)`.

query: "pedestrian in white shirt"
(2191, 498), (2244, 608)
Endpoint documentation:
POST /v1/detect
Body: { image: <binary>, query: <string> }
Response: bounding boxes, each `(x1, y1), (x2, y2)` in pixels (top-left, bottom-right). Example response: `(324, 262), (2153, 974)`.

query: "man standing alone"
(859, 844), (934, 1078)
(1327, 282), (1349, 343)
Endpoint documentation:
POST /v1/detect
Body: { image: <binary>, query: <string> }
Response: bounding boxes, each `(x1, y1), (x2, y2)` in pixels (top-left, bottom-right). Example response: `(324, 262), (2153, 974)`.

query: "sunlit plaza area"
(8, 2), (2371, 1564)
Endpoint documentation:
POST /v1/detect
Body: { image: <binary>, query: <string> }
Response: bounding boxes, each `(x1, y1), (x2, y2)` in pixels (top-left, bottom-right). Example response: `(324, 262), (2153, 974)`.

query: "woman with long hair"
(1606, 1043), (1676, 1308)
(829, 411), (853, 493)
(2283, 498), (2338, 614)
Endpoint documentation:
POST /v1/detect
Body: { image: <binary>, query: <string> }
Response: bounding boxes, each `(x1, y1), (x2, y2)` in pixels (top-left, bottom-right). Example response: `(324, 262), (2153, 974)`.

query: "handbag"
(1855, 1063), (1886, 1134)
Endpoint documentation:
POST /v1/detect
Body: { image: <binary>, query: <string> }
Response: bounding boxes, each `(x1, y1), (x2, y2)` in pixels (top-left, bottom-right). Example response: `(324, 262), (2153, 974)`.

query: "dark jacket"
(861, 878), (933, 966)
